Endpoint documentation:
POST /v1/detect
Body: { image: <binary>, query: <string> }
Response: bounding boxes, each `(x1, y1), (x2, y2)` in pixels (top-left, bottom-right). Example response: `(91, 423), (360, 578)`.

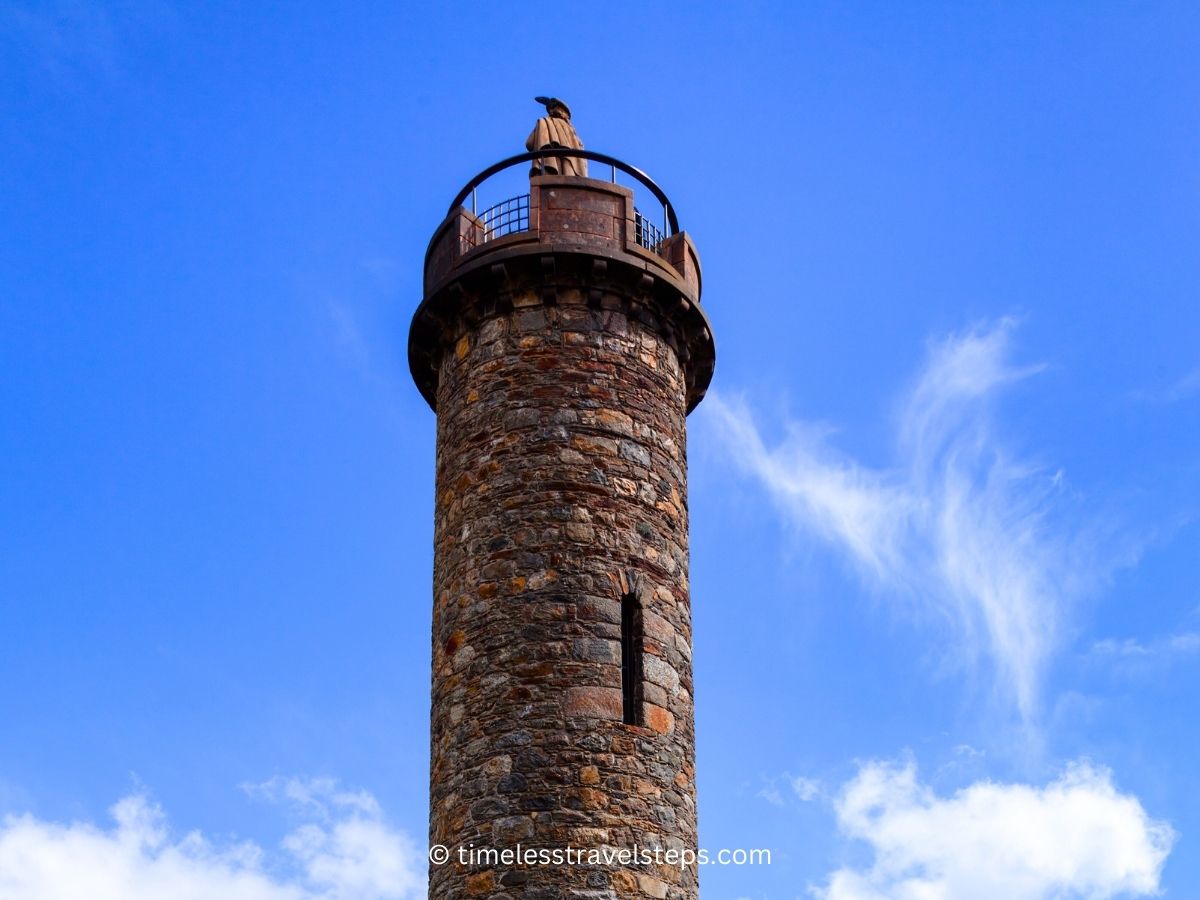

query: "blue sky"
(1, 2), (1197, 897)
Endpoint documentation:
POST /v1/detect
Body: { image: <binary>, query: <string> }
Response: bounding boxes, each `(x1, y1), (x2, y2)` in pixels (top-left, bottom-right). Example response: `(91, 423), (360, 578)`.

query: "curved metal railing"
(449, 148), (680, 238)
(466, 193), (665, 254)
(478, 193), (529, 242)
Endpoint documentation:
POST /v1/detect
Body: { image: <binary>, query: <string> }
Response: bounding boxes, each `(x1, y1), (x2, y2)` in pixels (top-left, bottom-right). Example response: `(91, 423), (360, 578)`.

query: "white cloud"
(813, 759), (1174, 900)
(758, 773), (821, 807)
(791, 775), (821, 802)
(1091, 632), (1200, 659)
(703, 319), (1127, 720)
(244, 776), (383, 821)
(757, 783), (784, 807)
(1088, 631), (1200, 679)
(1128, 365), (1200, 404)
(0, 779), (424, 900)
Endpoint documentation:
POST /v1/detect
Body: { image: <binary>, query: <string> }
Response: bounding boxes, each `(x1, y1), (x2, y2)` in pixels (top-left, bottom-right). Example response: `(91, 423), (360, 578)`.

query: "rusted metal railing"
(452, 148), (679, 254)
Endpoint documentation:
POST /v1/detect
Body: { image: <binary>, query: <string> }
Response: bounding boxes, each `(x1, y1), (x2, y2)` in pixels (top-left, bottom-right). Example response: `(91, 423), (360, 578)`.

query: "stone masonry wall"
(428, 286), (698, 900)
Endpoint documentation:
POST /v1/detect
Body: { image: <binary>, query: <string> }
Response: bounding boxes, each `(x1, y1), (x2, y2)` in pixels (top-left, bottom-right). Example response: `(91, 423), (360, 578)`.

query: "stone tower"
(409, 106), (715, 899)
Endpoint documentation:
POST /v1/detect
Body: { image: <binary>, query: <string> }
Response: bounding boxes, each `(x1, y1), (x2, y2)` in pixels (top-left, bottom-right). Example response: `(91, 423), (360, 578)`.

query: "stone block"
(564, 686), (623, 720)
(637, 874), (669, 898)
(493, 815), (534, 844)
(619, 440), (651, 467)
(643, 655), (680, 696)
(465, 871), (494, 895)
(643, 703), (675, 735)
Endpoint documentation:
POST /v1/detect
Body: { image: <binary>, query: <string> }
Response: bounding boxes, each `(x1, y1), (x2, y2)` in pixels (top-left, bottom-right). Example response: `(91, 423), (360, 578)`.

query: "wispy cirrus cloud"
(1087, 629), (1200, 679)
(1, 1), (174, 87)
(0, 778), (423, 900)
(811, 757), (1174, 899)
(704, 319), (1132, 720)
(2, 1), (120, 81)
(758, 773), (822, 806)
(1127, 365), (1200, 404)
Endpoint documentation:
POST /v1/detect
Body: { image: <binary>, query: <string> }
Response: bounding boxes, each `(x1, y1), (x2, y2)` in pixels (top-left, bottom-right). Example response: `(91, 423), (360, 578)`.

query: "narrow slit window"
(620, 592), (644, 725)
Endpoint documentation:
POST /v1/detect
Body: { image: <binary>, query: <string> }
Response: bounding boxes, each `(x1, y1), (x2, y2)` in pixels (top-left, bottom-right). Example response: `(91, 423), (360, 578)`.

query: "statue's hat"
(534, 96), (571, 118)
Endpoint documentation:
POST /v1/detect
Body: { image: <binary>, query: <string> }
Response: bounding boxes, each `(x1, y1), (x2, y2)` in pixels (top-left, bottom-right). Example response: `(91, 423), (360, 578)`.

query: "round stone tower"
(409, 108), (714, 900)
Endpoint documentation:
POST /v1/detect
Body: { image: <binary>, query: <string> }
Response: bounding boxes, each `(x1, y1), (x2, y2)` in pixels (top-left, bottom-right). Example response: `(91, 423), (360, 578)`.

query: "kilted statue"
(527, 97), (587, 178)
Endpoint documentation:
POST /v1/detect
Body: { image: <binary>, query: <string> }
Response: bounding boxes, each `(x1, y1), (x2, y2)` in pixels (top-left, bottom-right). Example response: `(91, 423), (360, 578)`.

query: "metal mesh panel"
(481, 194), (530, 242)
(462, 194), (669, 258)
(460, 193), (531, 251)
(634, 208), (665, 253)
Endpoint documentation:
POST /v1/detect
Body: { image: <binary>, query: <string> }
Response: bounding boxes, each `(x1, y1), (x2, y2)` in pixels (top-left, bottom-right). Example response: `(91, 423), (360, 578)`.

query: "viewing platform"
(411, 148), (715, 413)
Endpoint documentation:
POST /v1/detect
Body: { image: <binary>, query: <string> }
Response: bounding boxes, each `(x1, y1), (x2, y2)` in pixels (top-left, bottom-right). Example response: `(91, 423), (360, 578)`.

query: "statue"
(527, 97), (587, 178)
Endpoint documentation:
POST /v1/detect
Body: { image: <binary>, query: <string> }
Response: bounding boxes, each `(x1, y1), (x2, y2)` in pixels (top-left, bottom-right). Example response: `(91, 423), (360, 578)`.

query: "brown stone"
(443, 630), (465, 657)
(610, 734), (636, 755)
(596, 407), (634, 434)
(565, 522), (595, 542)
(579, 787), (609, 810)
(611, 871), (637, 893)
(465, 871), (494, 895)
(644, 703), (676, 735)
(635, 777), (661, 796)
(638, 874), (669, 899)
(493, 815), (534, 843)
(571, 434), (618, 456)
(564, 686), (623, 719)
(483, 755), (512, 777)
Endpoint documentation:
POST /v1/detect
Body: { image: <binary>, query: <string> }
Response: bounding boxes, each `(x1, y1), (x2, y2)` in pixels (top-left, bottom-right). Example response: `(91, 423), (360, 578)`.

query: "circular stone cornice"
(409, 241), (715, 414)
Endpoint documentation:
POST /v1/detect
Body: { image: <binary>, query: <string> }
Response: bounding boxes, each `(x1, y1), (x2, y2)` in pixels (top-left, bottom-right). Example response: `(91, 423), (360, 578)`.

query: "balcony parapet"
(424, 148), (702, 307)
(412, 149), (714, 414)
